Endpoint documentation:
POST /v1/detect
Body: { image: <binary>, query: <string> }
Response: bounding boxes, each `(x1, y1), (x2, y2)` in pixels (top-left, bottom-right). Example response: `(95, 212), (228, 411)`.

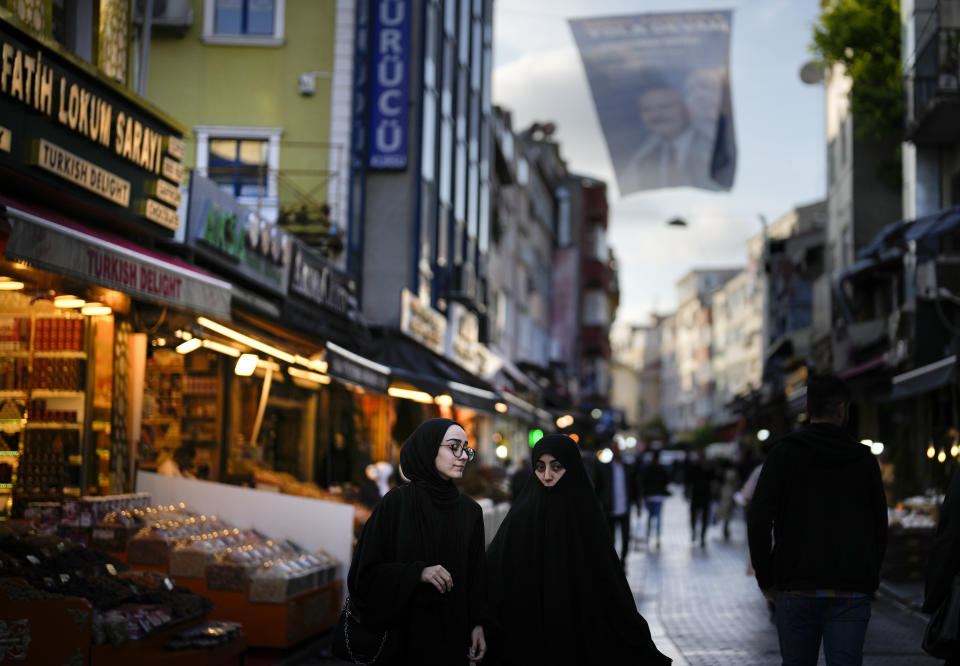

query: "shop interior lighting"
(288, 367), (332, 385)
(870, 442), (884, 456)
(197, 317), (296, 364)
(495, 444), (509, 460)
(938, 450), (948, 463)
(0, 277), (24, 290)
(597, 448), (614, 464)
(434, 394), (454, 407)
(235, 354), (259, 376)
(154, 337), (167, 347)
(80, 303), (112, 316)
(294, 354), (328, 373)
(555, 414), (574, 429)
(175, 338), (202, 354)
(201, 339), (241, 357)
(494, 401), (508, 414)
(387, 386), (435, 404)
(54, 295), (85, 308)
(927, 445), (937, 459)
(952, 444), (960, 458)
(757, 429), (771, 442)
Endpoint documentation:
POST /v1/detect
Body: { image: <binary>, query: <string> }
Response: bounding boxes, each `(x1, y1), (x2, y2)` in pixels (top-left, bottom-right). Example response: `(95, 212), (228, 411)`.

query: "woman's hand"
(420, 564), (453, 593)
(468, 625), (486, 662)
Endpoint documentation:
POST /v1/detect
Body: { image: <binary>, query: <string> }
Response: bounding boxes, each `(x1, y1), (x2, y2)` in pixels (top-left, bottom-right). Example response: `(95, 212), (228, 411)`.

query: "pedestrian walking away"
(641, 448), (671, 548)
(686, 451), (714, 548)
(747, 373), (888, 666)
(923, 467), (960, 665)
(340, 418), (488, 665)
(485, 434), (672, 666)
(596, 440), (635, 566)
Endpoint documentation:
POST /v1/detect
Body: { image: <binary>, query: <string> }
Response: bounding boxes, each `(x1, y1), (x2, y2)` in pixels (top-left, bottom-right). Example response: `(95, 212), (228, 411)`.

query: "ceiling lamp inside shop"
(434, 394), (453, 407)
(202, 339), (241, 357)
(197, 317), (295, 364)
(494, 402), (508, 414)
(54, 295), (85, 308)
(0, 277), (25, 290)
(80, 302), (112, 316)
(288, 367), (331, 385)
(235, 354), (259, 376)
(387, 385), (435, 404)
(175, 338), (202, 354)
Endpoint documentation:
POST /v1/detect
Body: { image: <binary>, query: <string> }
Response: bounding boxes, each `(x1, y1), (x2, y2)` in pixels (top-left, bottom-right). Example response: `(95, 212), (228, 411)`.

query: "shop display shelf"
(30, 389), (85, 399)
(33, 350), (87, 359)
(25, 422), (84, 430)
(0, 389), (27, 398)
(0, 350), (30, 357)
(0, 582), (93, 665)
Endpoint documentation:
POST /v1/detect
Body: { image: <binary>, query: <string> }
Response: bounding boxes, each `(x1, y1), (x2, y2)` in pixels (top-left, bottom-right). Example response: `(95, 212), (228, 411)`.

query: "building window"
(203, 0), (285, 46)
(208, 138), (268, 197)
(195, 126), (283, 221)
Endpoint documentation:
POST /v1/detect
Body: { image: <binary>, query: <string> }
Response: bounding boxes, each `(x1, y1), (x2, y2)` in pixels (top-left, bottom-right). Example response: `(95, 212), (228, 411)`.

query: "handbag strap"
(342, 595), (390, 666)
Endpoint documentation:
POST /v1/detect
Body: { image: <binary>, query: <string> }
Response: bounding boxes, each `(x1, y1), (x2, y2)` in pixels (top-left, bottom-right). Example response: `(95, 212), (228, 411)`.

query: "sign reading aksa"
(0, 15), (184, 234)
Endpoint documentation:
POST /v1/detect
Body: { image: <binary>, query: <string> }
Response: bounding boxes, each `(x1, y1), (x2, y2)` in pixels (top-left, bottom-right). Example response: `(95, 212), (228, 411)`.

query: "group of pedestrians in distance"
(339, 372), (960, 665)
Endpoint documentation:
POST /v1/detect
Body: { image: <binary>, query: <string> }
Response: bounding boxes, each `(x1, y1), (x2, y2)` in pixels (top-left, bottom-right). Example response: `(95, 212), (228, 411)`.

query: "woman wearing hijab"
(346, 418), (488, 664)
(486, 434), (672, 665)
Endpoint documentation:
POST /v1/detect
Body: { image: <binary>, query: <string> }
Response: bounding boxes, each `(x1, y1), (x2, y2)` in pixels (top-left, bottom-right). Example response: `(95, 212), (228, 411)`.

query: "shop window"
(203, 0), (285, 46)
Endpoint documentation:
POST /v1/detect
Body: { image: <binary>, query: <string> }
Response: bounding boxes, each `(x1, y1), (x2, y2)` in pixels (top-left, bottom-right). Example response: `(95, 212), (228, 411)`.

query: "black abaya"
(486, 435), (671, 665)
(347, 418), (488, 665)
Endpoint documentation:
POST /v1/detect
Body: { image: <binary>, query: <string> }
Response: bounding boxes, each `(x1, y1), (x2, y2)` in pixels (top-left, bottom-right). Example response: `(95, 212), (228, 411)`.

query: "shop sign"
(400, 287), (446, 355)
(5, 212), (231, 317)
(288, 242), (358, 318)
(185, 173), (292, 295)
(0, 16), (184, 233)
(445, 302), (481, 374)
(326, 345), (390, 393)
(368, 0), (410, 169)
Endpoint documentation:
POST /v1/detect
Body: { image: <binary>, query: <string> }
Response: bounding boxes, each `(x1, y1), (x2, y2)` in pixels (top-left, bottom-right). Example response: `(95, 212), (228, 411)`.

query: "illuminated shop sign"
(0, 16), (185, 233)
(368, 0), (410, 169)
(185, 173), (292, 295)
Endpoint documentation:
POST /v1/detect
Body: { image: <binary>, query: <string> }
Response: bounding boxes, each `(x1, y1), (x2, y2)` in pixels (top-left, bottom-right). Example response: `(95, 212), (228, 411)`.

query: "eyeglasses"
(441, 443), (476, 462)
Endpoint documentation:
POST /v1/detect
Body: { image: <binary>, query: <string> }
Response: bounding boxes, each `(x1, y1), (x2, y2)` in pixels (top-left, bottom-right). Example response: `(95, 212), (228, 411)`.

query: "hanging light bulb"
(927, 445), (937, 459)
(938, 450), (947, 464)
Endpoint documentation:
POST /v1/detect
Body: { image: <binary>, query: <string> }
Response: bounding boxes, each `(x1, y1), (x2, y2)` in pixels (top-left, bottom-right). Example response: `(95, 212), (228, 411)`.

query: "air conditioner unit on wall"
(134, 0), (194, 32)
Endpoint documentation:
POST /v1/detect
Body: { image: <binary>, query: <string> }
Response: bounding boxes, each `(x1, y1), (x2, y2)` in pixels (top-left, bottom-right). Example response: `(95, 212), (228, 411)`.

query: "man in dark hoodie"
(748, 373), (887, 666)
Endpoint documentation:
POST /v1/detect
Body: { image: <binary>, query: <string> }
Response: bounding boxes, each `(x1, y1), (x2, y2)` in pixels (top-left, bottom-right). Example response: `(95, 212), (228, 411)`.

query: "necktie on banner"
(569, 10), (738, 196)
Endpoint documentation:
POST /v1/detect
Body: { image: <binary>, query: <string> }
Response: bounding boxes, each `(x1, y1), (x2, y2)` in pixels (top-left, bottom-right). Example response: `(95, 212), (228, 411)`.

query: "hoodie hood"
(784, 422), (871, 469)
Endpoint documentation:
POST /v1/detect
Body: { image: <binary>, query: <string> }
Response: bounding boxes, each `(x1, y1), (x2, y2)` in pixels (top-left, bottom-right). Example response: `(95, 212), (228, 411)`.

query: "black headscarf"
(486, 435), (671, 665)
(399, 417), (462, 506)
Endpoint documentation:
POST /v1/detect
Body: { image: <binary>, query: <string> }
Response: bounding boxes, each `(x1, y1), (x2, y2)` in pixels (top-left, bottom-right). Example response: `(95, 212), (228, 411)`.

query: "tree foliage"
(811, 0), (902, 140)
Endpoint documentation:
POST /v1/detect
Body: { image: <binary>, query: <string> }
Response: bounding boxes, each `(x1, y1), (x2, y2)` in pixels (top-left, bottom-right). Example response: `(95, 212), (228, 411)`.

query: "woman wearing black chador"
(345, 418), (488, 664)
(486, 434), (672, 665)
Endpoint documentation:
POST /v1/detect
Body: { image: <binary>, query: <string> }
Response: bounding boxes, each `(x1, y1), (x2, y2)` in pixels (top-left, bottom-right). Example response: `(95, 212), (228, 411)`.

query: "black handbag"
(923, 573), (960, 659)
(331, 595), (400, 665)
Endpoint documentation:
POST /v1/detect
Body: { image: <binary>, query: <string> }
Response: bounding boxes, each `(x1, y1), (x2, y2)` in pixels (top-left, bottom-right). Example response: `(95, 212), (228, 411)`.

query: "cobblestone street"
(629, 489), (939, 666)
(302, 487), (938, 666)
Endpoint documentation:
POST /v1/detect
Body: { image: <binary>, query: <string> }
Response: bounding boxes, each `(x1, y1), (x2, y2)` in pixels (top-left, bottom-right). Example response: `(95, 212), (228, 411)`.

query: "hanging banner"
(570, 11), (736, 195)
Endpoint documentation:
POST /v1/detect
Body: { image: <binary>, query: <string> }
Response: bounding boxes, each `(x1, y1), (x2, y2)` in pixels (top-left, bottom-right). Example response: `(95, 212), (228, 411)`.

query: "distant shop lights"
(197, 317), (296, 364)
(175, 338), (202, 354)
(234, 354), (259, 376)
(0, 277), (24, 290)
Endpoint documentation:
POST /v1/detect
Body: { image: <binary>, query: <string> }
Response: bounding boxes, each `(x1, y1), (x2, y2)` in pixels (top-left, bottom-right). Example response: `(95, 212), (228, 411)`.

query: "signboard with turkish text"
(399, 288), (446, 356)
(0, 14), (185, 232)
(185, 173), (292, 296)
(368, 0), (410, 169)
(289, 242), (359, 318)
(570, 11), (737, 195)
(5, 212), (231, 317)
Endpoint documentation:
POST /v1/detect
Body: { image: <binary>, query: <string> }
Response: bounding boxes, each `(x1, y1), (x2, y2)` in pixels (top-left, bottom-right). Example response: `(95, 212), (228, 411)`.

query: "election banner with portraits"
(570, 11), (737, 196)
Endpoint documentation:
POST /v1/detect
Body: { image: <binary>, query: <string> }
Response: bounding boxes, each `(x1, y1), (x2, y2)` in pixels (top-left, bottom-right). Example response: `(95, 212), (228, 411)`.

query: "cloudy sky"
(492, 0), (826, 327)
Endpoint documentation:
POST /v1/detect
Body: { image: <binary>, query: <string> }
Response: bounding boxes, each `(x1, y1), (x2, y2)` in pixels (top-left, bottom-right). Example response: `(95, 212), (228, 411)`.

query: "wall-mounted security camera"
(298, 71), (333, 96)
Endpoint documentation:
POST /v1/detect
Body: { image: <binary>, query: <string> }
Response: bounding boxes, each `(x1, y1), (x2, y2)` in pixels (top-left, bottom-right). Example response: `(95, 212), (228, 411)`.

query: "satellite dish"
(799, 61), (824, 84)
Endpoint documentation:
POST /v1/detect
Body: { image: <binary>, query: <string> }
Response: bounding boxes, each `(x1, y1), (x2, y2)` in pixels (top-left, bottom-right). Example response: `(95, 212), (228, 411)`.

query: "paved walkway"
(628, 487), (938, 665)
(300, 487), (938, 665)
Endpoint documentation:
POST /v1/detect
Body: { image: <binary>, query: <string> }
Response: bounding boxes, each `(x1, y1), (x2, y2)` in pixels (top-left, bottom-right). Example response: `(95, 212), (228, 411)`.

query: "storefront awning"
(890, 355), (956, 401)
(325, 341), (391, 394)
(372, 331), (501, 412)
(3, 206), (231, 318)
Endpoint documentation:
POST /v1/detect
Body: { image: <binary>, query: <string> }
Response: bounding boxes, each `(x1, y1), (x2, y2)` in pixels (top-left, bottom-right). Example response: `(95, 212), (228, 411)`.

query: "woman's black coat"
(346, 418), (488, 665)
(486, 435), (671, 665)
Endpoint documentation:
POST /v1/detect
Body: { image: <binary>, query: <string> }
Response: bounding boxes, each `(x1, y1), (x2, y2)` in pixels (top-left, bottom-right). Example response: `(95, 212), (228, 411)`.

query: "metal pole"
(137, 0), (154, 97)
(758, 213), (770, 372)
